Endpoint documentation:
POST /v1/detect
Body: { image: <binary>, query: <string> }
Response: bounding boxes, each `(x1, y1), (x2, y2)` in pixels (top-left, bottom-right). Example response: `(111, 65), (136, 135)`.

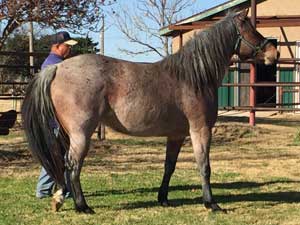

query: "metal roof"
(160, 0), (257, 36)
(168, 16), (300, 31)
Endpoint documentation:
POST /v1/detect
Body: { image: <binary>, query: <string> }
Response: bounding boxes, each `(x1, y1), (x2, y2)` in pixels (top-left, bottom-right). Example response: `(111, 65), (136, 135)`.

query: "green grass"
(1, 169), (300, 225)
(0, 131), (24, 141)
(292, 128), (300, 146)
(1, 118), (300, 225)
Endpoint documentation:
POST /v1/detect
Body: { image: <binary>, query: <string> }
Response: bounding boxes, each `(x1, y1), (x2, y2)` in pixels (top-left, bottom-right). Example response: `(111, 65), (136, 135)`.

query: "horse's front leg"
(66, 133), (95, 214)
(158, 137), (185, 206)
(189, 125), (223, 212)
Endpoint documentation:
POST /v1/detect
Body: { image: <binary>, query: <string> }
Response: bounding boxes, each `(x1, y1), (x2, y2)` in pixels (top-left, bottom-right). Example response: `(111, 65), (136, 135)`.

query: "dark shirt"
(41, 53), (63, 70)
(40, 53), (63, 131)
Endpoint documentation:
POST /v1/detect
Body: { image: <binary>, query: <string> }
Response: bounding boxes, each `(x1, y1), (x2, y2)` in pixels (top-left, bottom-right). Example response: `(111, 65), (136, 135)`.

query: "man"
(36, 31), (78, 199)
(41, 31), (78, 70)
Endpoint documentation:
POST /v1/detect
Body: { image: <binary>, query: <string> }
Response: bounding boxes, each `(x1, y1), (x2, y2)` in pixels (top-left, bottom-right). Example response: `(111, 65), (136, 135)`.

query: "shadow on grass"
(0, 141), (31, 162)
(0, 149), (25, 160)
(87, 180), (300, 210)
(115, 191), (300, 210)
(86, 180), (300, 197)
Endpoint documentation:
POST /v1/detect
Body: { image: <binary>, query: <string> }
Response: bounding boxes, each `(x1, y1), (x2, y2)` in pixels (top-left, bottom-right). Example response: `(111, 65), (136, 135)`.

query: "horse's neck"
(203, 20), (237, 84)
(161, 17), (238, 91)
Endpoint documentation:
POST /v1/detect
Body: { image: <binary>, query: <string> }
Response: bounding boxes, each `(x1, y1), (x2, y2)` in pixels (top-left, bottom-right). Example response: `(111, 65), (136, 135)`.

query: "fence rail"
(220, 106), (300, 111)
(222, 82), (300, 87)
(0, 51), (48, 57)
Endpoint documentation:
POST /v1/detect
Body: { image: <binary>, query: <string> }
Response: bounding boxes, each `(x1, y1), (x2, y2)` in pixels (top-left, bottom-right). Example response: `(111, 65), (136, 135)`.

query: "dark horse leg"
(66, 132), (95, 214)
(158, 137), (185, 206)
(189, 126), (223, 212)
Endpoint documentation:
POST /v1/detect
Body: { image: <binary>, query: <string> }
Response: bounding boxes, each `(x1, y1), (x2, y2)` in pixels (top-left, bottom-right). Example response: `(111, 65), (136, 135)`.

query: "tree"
(0, 0), (116, 50)
(0, 33), (99, 84)
(71, 36), (99, 55)
(0, 33), (29, 81)
(114, 0), (195, 58)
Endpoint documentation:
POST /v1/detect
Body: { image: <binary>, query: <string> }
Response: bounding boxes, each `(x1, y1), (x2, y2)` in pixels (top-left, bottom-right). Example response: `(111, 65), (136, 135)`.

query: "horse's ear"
(237, 9), (249, 21)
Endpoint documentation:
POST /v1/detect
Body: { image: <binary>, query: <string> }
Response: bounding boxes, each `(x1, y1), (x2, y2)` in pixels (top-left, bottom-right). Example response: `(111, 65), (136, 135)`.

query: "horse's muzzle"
(262, 43), (280, 65)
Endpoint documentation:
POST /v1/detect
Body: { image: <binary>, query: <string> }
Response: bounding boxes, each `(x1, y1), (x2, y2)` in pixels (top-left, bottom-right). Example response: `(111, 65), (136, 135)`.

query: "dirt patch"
(0, 113), (299, 175)
(0, 127), (34, 169)
(213, 123), (270, 143)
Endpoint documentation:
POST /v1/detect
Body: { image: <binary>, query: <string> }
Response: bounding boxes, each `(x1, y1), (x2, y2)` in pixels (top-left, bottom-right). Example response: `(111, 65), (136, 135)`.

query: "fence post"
(98, 15), (106, 140)
(28, 22), (34, 76)
(249, 0), (257, 126)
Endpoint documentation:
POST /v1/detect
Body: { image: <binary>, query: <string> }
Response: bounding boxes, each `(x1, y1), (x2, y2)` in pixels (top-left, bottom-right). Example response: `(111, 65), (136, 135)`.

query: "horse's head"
(233, 9), (280, 65)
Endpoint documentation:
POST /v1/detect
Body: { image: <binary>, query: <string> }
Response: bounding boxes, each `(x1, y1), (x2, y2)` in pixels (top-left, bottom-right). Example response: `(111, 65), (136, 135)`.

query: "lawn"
(1, 113), (300, 225)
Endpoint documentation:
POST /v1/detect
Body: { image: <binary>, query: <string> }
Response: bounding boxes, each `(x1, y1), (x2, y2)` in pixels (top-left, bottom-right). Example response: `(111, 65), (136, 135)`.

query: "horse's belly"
(103, 105), (189, 137)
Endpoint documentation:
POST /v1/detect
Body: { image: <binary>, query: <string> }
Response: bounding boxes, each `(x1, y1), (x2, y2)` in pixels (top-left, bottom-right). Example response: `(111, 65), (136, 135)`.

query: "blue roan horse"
(21, 9), (279, 214)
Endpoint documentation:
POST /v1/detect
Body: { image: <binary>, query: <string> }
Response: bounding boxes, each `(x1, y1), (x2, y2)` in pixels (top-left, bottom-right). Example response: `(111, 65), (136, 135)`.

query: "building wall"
(255, 0), (299, 16)
(172, 0), (300, 60)
(255, 0), (300, 60)
(172, 31), (193, 54)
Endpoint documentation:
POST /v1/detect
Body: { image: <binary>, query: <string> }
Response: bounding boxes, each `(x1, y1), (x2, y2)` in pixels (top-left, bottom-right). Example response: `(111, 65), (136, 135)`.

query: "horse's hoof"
(158, 195), (169, 207)
(159, 200), (170, 207)
(204, 202), (227, 213)
(76, 206), (95, 214)
(51, 199), (63, 212)
(158, 191), (169, 207)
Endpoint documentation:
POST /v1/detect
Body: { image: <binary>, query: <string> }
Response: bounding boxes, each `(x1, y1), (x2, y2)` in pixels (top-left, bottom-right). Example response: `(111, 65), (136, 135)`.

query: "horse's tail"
(21, 65), (68, 187)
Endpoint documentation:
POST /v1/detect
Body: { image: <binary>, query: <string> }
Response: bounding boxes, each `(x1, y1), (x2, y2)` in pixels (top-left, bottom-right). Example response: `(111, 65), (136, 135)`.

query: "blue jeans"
(36, 119), (72, 198)
(36, 167), (72, 198)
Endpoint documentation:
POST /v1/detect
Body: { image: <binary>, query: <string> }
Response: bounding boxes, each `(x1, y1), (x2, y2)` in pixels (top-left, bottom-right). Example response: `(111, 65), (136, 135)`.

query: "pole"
(179, 33), (183, 49)
(249, 0), (257, 126)
(28, 22), (34, 76)
(100, 15), (104, 55)
(98, 15), (106, 140)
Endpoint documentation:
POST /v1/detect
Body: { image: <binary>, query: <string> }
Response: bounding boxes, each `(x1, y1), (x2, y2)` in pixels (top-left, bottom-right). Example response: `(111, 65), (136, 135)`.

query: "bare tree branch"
(114, 0), (196, 58)
(0, 0), (116, 50)
(118, 48), (157, 56)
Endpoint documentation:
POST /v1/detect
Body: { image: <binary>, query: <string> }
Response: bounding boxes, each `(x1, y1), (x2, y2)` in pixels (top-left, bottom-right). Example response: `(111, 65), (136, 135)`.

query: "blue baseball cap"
(51, 31), (78, 46)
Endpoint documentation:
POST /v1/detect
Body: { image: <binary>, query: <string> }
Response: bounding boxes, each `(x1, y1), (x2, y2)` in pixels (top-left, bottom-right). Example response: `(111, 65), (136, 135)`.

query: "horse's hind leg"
(158, 137), (185, 206)
(51, 185), (67, 212)
(66, 132), (94, 214)
(189, 125), (223, 212)
(51, 138), (71, 212)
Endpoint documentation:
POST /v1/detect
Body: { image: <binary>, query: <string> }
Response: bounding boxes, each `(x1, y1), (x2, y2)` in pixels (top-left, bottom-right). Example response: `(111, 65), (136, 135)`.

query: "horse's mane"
(161, 12), (238, 94)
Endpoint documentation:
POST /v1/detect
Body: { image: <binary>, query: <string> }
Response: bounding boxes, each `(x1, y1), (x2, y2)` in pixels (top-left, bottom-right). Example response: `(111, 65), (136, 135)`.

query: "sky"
(88, 0), (229, 63)
(89, 0), (228, 62)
